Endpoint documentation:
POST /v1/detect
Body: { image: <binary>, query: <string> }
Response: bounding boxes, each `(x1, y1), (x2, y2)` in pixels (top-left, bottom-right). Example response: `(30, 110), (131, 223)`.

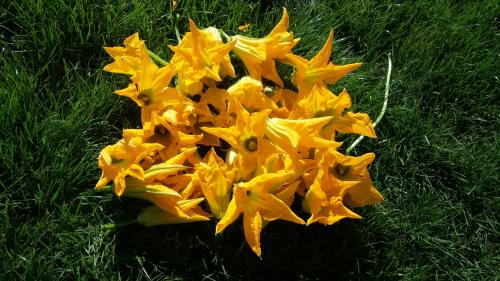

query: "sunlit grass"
(1, 0), (499, 280)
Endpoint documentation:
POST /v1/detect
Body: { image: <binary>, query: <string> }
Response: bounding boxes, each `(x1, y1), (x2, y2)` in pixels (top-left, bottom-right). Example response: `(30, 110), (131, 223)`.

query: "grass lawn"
(1, 0), (499, 280)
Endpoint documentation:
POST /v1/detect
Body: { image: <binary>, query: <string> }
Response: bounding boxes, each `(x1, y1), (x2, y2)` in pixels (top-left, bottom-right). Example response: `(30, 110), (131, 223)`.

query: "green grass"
(1, 0), (499, 280)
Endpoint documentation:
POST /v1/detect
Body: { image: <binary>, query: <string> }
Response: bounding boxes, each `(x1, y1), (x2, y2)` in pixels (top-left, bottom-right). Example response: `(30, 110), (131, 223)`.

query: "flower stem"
(174, 14), (181, 43)
(78, 185), (112, 196)
(346, 53), (393, 155)
(218, 29), (231, 42)
(97, 185), (113, 192)
(101, 219), (138, 230)
(148, 50), (168, 66)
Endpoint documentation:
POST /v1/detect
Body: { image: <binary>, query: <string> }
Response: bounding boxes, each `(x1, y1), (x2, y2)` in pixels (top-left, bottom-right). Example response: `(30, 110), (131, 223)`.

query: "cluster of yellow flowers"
(96, 9), (383, 256)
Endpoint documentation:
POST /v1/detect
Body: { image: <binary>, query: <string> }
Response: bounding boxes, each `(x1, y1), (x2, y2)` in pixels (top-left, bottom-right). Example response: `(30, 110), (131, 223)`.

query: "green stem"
(97, 185), (113, 192)
(76, 219), (137, 232)
(101, 219), (138, 230)
(218, 29), (232, 42)
(79, 185), (112, 196)
(174, 14), (181, 43)
(346, 53), (393, 155)
(148, 50), (168, 66)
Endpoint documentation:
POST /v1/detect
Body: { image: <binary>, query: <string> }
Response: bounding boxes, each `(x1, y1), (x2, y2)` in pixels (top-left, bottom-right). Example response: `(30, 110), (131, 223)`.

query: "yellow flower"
(265, 87), (300, 118)
(285, 31), (361, 95)
(195, 87), (235, 133)
(189, 149), (234, 219)
(104, 34), (198, 131)
(95, 136), (163, 196)
(232, 8), (299, 86)
(304, 148), (383, 225)
(304, 150), (362, 225)
(289, 85), (376, 138)
(196, 87), (228, 118)
(123, 177), (188, 218)
(111, 64), (178, 108)
(305, 184), (362, 226)
(117, 147), (207, 220)
(163, 174), (194, 194)
(275, 180), (301, 207)
(265, 116), (342, 161)
(326, 150), (383, 208)
(118, 85), (195, 134)
(104, 33), (156, 77)
(238, 23), (251, 32)
(201, 100), (276, 179)
(216, 171), (305, 256)
(227, 76), (277, 113)
(123, 126), (202, 162)
(98, 13), (385, 252)
(104, 33), (178, 105)
(144, 146), (198, 179)
(170, 20), (236, 94)
(137, 199), (211, 227)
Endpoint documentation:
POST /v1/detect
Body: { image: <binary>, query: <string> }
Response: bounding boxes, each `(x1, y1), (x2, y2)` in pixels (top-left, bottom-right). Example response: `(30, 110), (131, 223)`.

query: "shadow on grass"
(114, 211), (367, 280)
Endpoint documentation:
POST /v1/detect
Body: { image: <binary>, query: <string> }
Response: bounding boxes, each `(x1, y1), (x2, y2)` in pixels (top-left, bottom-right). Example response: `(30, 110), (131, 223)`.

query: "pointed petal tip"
(268, 7), (290, 36)
(95, 177), (108, 189)
(281, 7), (289, 21)
(353, 62), (363, 68)
(215, 223), (225, 235)
(363, 152), (376, 162)
(115, 189), (124, 197)
(253, 247), (262, 257)
(189, 19), (199, 32)
(306, 216), (315, 226)
(103, 64), (113, 73)
(199, 126), (211, 133)
(327, 30), (334, 43)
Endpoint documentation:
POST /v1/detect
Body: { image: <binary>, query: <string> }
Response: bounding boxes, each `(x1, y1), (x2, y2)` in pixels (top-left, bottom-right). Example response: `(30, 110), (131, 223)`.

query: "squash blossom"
(96, 8), (384, 257)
